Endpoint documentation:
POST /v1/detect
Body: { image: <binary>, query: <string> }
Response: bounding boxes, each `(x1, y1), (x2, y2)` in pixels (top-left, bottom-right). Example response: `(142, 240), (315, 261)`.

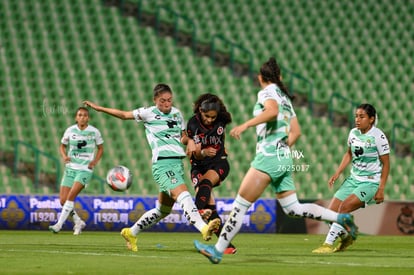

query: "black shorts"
(191, 159), (230, 188)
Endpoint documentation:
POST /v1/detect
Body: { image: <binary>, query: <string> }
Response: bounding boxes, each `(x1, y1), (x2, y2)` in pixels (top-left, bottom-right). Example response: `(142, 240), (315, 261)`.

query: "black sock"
(195, 179), (212, 209)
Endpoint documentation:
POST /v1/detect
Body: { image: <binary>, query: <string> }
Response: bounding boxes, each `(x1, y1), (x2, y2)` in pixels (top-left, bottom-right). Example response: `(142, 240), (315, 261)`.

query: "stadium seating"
(0, 0), (412, 200)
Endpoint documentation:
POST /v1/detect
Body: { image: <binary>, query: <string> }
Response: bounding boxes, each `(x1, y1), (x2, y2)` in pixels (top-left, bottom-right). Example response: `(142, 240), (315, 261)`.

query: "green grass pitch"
(1, 230), (413, 274)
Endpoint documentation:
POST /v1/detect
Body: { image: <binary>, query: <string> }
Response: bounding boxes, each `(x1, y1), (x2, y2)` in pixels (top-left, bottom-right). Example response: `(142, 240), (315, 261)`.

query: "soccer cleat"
(201, 218), (221, 241)
(337, 213), (358, 240)
(312, 243), (335, 254)
(199, 209), (213, 222)
(194, 240), (223, 264)
(73, 220), (86, 235)
(224, 247), (237, 254)
(48, 224), (61, 234)
(121, 228), (138, 252)
(334, 234), (354, 252)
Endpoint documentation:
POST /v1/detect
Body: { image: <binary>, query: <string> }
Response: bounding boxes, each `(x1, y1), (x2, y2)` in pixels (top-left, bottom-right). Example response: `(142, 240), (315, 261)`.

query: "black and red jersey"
(186, 113), (228, 165)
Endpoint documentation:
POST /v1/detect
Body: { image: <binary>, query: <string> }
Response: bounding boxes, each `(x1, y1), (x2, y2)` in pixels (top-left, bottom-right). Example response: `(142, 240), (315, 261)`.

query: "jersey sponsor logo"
(72, 153), (90, 159)
(192, 134), (201, 143)
(77, 140), (87, 149)
(217, 126), (224, 135)
(262, 91), (273, 99)
(166, 120), (178, 128)
(354, 146), (364, 157)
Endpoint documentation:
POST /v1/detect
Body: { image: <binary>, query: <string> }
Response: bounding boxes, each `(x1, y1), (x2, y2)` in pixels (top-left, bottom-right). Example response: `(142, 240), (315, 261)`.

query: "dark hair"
(75, 107), (89, 116)
(193, 93), (232, 124)
(153, 83), (172, 99)
(260, 57), (294, 100)
(357, 103), (377, 125)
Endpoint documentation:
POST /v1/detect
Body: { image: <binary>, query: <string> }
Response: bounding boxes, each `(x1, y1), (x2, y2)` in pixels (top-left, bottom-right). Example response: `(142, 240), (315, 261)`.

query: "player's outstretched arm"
(83, 100), (134, 120)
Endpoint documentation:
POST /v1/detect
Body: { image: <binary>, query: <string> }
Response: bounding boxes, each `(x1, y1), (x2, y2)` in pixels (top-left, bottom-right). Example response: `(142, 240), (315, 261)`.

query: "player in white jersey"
(313, 103), (390, 254)
(194, 57), (358, 264)
(83, 83), (220, 252)
(49, 107), (104, 235)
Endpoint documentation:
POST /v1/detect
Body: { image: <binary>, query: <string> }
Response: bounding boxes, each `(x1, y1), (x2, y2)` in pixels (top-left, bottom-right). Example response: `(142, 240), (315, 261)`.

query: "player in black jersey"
(183, 93), (236, 254)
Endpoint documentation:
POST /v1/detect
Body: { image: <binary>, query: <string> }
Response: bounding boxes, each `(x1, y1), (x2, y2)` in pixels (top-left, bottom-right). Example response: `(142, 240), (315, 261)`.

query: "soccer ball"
(106, 165), (133, 192)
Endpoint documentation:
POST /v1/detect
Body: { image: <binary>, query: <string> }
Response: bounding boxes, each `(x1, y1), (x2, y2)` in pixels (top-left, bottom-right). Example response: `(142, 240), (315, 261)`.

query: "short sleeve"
(95, 128), (104, 145)
(376, 130), (390, 156)
(61, 128), (70, 145)
(132, 107), (148, 122)
(347, 130), (353, 147)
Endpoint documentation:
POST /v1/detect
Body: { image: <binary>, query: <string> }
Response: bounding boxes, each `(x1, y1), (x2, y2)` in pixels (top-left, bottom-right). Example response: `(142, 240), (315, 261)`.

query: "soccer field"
(0, 230), (413, 275)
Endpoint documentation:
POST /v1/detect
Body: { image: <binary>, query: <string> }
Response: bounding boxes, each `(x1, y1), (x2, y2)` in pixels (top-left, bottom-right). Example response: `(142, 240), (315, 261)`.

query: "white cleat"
(73, 220), (86, 235)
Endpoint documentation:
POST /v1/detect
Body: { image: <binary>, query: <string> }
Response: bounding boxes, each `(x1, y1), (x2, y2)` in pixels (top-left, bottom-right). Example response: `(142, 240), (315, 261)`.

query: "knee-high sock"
(56, 200), (74, 228)
(325, 222), (348, 245)
(177, 191), (207, 232)
(215, 194), (251, 253)
(208, 205), (236, 249)
(130, 201), (171, 235)
(70, 210), (82, 223)
(278, 193), (338, 222)
(195, 179), (212, 209)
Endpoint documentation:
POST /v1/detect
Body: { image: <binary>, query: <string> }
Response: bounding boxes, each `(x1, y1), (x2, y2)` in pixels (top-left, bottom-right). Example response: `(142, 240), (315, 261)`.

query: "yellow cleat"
(312, 243), (335, 254)
(121, 228), (138, 252)
(334, 235), (354, 252)
(201, 218), (221, 241)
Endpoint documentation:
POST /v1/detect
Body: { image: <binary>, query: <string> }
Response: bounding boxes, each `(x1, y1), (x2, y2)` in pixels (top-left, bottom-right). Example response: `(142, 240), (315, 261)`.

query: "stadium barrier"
(1, 195), (413, 235)
(277, 199), (414, 236)
(0, 194), (276, 233)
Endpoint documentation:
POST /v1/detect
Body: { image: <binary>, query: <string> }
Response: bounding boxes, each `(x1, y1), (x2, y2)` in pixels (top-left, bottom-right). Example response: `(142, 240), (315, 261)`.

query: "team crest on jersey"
(364, 138), (373, 148)
(217, 126), (224, 135)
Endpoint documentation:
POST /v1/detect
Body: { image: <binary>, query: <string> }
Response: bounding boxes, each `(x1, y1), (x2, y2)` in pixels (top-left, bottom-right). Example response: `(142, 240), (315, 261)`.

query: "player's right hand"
(83, 100), (99, 110)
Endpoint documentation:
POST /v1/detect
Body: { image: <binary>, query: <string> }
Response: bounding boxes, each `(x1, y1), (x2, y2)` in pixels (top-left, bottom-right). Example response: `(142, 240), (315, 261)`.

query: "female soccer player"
(312, 103), (390, 253)
(49, 107), (104, 235)
(183, 93), (236, 254)
(194, 57), (358, 264)
(83, 83), (220, 252)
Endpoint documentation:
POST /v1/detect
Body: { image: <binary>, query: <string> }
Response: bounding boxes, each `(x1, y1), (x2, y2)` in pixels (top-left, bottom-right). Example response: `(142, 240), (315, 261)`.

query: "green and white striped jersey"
(61, 124), (104, 171)
(132, 106), (186, 163)
(348, 126), (390, 182)
(253, 83), (296, 155)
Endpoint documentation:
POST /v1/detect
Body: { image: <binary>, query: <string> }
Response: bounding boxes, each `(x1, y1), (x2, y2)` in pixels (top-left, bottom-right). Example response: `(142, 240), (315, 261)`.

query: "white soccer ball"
(106, 165), (133, 192)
